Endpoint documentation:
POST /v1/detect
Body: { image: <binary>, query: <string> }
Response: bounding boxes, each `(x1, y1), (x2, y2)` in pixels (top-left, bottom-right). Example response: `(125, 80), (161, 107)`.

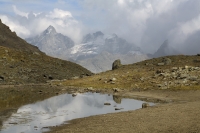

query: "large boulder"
(112, 59), (122, 70)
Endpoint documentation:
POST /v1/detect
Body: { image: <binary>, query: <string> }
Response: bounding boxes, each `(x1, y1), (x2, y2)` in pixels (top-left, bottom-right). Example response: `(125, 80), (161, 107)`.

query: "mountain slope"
(0, 20), (93, 85)
(153, 40), (180, 57)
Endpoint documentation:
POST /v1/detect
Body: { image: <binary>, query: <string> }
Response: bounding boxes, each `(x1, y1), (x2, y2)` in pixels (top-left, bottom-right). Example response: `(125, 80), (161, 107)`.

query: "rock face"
(26, 28), (149, 73)
(112, 59), (122, 70)
(0, 22), (93, 85)
(26, 25), (74, 58)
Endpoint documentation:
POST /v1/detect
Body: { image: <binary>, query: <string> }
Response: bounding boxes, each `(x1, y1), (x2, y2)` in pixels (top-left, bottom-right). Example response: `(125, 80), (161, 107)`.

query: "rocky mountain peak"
(93, 31), (104, 38)
(160, 40), (169, 49)
(44, 25), (57, 35)
(153, 40), (180, 58)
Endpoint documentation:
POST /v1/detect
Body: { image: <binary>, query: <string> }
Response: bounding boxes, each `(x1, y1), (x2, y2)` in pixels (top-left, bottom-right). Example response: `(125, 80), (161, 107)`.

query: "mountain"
(153, 40), (180, 58)
(70, 32), (141, 61)
(26, 25), (74, 58)
(0, 20), (92, 84)
(70, 31), (148, 73)
(26, 27), (148, 73)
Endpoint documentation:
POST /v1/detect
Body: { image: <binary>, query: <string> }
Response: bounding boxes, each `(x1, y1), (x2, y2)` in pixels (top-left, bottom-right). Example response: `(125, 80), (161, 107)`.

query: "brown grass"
(55, 55), (200, 90)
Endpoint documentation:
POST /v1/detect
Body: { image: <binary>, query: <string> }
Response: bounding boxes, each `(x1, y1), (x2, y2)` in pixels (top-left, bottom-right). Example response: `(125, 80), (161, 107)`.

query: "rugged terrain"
(1, 55), (200, 133)
(54, 55), (200, 91)
(1, 19), (200, 133)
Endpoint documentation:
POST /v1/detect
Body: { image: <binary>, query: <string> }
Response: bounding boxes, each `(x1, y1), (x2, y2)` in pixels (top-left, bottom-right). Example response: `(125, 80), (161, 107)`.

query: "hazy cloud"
(12, 5), (28, 18)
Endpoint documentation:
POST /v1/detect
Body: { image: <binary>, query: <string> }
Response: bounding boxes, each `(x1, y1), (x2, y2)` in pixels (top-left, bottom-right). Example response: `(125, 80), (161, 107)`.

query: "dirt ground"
(48, 90), (200, 133)
(1, 85), (200, 133)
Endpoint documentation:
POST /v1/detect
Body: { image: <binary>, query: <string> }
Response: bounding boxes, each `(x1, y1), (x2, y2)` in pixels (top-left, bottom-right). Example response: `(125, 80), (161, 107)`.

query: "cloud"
(47, 8), (72, 19)
(12, 5), (28, 18)
(169, 14), (200, 45)
(77, 0), (200, 54)
(0, 14), (30, 36)
(0, 6), (83, 43)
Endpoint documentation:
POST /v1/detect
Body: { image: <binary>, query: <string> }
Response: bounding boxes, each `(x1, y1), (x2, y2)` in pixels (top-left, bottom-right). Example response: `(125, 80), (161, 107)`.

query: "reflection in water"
(1, 93), (153, 133)
(113, 95), (122, 104)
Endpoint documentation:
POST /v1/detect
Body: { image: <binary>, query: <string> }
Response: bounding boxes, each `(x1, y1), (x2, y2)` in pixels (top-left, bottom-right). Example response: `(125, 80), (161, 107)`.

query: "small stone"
(9, 122), (18, 124)
(162, 58), (171, 65)
(156, 69), (163, 74)
(161, 87), (168, 90)
(157, 63), (165, 66)
(110, 78), (117, 81)
(33, 52), (40, 55)
(172, 67), (178, 71)
(87, 87), (94, 91)
(48, 75), (53, 80)
(157, 84), (164, 87)
(113, 88), (120, 92)
(140, 77), (144, 81)
(115, 108), (123, 110)
(142, 103), (150, 108)
(111, 82), (115, 84)
(71, 76), (79, 80)
(179, 74), (189, 79)
(185, 66), (189, 69)
(188, 76), (198, 81)
(0, 76), (4, 81)
(104, 103), (111, 105)
(72, 93), (77, 97)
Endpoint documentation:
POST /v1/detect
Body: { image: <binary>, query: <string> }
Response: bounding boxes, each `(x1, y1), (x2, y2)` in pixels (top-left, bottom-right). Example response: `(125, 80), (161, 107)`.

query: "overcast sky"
(0, 0), (200, 54)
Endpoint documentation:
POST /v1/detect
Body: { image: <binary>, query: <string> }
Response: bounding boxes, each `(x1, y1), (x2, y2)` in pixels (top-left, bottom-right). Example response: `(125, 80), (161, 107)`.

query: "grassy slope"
(0, 46), (93, 84)
(55, 55), (200, 90)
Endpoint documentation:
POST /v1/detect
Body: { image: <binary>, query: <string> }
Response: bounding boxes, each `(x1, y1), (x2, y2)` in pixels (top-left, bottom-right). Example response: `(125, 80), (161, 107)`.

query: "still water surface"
(1, 93), (153, 133)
